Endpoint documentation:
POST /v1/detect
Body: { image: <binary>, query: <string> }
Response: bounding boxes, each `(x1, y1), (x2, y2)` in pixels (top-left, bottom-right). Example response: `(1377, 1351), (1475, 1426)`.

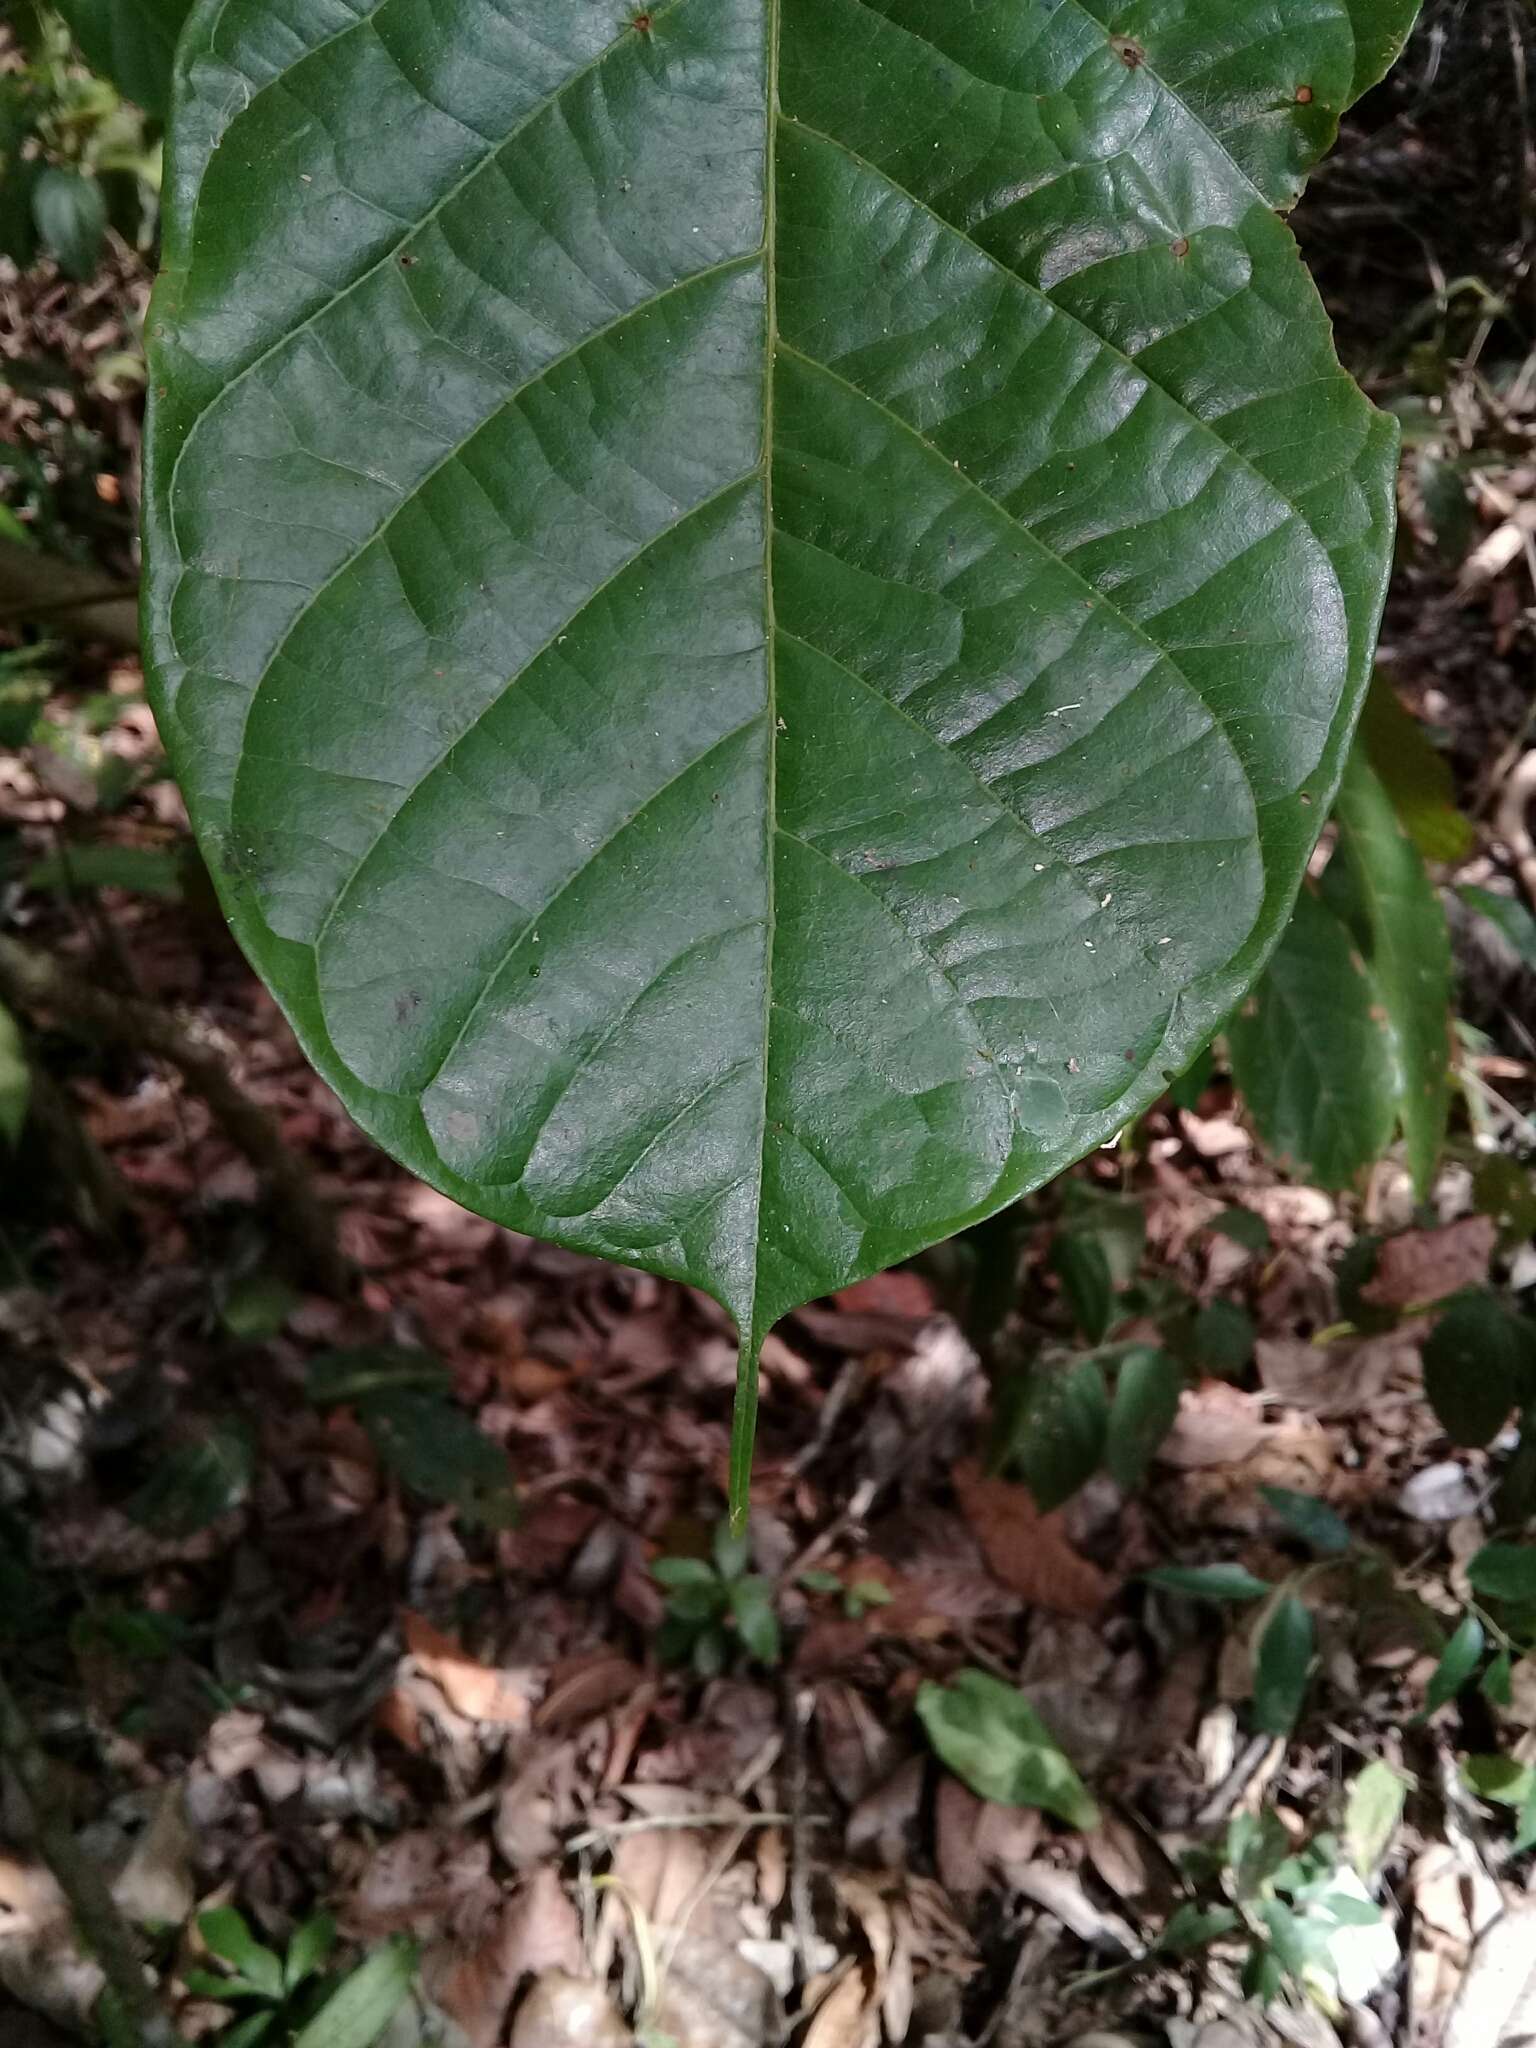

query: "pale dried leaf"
(113, 1781), (195, 1926)
(508, 1971), (630, 2048)
(1445, 1901), (1536, 2048)
(402, 1610), (531, 1726)
(801, 1962), (878, 2048)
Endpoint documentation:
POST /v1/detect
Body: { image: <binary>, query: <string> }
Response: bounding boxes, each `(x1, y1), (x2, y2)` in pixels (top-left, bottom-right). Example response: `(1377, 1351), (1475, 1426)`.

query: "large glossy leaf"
(51, 0), (192, 117)
(143, 0), (1417, 1504)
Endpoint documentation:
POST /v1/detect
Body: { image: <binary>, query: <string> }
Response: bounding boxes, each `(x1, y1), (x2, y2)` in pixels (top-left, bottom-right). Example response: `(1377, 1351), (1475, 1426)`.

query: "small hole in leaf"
(1110, 33), (1146, 67)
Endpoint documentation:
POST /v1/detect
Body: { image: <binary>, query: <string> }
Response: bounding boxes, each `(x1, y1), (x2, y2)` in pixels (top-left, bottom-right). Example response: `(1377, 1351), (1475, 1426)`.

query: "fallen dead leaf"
(1362, 1215), (1497, 1309)
(535, 1652), (644, 1732)
(1254, 1329), (1416, 1420)
(801, 1961), (879, 2048)
(1445, 1899), (1536, 2048)
(952, 1460), (1115, 1616)
(509, 1970), (630, 2047)
(425, 1869), (583, 2048)
(402, 1610), (532, 1726)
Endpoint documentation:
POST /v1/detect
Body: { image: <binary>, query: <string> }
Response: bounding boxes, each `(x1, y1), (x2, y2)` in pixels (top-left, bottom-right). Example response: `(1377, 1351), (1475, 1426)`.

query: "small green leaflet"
(1422, 1613), (1484, 1715)
(50, 0), (194, 118)
(0, 1002), (29, 1146)
(1259, 1486), (1351, 1557)
(1106, 1347), (1184, 1492)
(1253, 1596), (1314, 1736)
(1144, 1563), (1272, 1603)
(1459, 885), (1536, 971)
(916, 1668), (1098, 1829)
(1345, 1760), (1407, 1875)
(128, 1419), (255, 1536)
(1008, 1356), (1109, 1513)
(1467, 1544), (1536, 1606)
(289, 1940), (417, 2048)
(1231, 752), (1451, 1195)
(1422, 1293), (1523, 1448)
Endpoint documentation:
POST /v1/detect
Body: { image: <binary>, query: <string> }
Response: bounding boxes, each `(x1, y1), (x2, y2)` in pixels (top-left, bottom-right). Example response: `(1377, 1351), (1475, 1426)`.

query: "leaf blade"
(143, 0), (1413, 1482)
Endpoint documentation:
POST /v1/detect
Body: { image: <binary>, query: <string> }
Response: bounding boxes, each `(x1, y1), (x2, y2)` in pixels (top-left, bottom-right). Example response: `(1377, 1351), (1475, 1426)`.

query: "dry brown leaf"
(802, 1961), (879, 2048)
(1082, 1816), (1151, 1903)
(0, 1858), (104, 2034)
(426, 1869), (584, 2048)
(831, 1272), (936, 1318)
(1361, 1216), (1497, 1309)
(952, 1460), (1115, 1615)
(1158, 1384), (1270, 1467)
(402, 1610), (531, 1726)
(509, 1971), (630, 2047)
(1254, 1328), (1416, 1421)
(535, 1653), (643, 1732)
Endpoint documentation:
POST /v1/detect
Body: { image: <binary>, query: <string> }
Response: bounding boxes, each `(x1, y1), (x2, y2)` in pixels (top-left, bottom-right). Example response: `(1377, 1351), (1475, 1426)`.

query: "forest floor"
(4, 6), (1536, 2048)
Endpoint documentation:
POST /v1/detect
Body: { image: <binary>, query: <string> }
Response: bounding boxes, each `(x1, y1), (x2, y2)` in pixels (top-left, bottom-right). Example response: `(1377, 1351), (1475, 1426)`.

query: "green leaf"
(1259, 1485), (1350, 1557)
(1207, 1208), (1270, 1254)
(1462, 1754), (1536, 1809)
(728, 1575), (780, 1664)
(129, 1419), (255, 1536)
(1460, 885), (1536, 972)
(289, 1940), (417, 2048)
(1144, 1563), (1272, 1604)
(1228, 885), (1398, 1188)
(1326, 752), (1453, 1196)
(31, 166), (107, 282)
(220, 2015), (279, 2048)
(1483, 1650), (1514, 1708)
(0, 1002), (30, 1147)
(1009, 1357), (1109, 1513)
(1423, 1293), (1522, 1449)
(306, 1347), (450, 1408)
(916, 1669), (1098, 1830)
(51, 0), (193, 117)
(1105, 1346), (1183, 1492)
(286, 1913), (338, 1992)
(362, 1391), (516, 1530)
(25, 844), (186, 901)
(142, 0), (1415, 1516)
(181, 1970), (267, 2002)
(198, 1908), (285, 2001)
(1051, 1232), (1116, 1345)
(1160, 1903), (1240, 1955)
(1422, 1613), (1484, 1714)
(1468, 1544), (1536, 1606)
(1191, 1299), (1255, 1378)
(1253, 1596), (1314, 1736)
(1345, 1760), (1407, 1876)
(1358, 673), (1471, 864)
(651, 1556), (719, 1591)
(712, 1520), (750, 1582)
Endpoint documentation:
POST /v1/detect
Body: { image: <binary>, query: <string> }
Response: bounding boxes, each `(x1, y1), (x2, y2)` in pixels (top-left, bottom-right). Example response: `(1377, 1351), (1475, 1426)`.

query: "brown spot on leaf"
(1171, 236), (1190, 259)
(631, 10), (653, 28)
(1109, 32), (1146, 67)
(1295, 83), (1314, 104)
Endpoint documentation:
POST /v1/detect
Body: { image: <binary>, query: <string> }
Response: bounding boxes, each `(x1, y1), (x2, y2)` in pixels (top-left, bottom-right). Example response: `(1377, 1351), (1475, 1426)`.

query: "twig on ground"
(0, 1666), (183, 2048)
(0, 932), (349, 1293)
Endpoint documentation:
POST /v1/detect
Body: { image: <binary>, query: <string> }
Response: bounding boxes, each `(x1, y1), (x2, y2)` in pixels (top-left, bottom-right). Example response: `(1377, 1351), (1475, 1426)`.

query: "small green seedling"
(1169, 1809), (1385, 2004)
(798, 1569), (894, 1621)
(652, 1521), (780, 1676)
(187, 1908), (415, 2048)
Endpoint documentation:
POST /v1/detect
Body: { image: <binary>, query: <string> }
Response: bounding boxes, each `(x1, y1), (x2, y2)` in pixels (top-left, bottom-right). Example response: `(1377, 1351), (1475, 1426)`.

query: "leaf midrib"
(730, 0), (782, 1514)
